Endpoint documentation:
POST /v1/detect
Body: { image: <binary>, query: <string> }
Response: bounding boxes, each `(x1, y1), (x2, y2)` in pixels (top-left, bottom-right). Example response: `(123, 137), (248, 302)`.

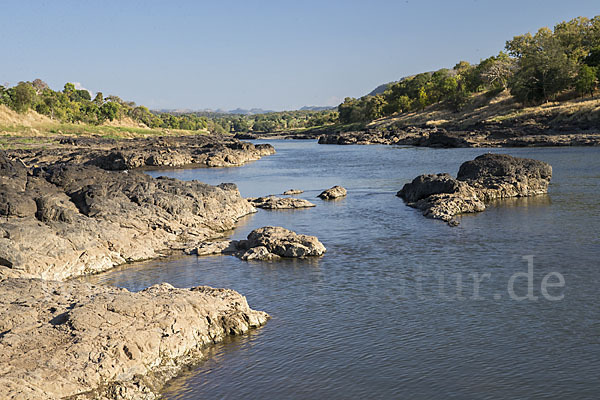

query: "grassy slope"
(0, 105), (210, 142)
(367, 90), (600, 132)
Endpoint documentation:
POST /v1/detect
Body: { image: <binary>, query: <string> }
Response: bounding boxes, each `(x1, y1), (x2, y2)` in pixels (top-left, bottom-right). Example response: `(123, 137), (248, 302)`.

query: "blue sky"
(2, 1), (598, 110)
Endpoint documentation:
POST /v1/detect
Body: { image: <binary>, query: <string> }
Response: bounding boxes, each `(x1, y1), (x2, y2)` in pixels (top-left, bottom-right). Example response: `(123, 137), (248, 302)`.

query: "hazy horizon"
(2, 0), (599, 111)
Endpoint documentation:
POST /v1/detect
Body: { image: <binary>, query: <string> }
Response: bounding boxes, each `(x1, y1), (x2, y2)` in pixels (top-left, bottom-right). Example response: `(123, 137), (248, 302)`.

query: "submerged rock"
(247, 195), (316, 209)
(318, 185), (347, 200)
(0, 278), (268, 400)
(282, 189), (304, 195)
(397, 153), (552, 225)
(190, 226), (326, 261)
(186, 240), (238, 256)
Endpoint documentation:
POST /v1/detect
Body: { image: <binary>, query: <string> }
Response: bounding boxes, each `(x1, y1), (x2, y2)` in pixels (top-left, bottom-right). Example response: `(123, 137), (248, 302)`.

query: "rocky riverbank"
(5, 134), (275, 169)
(0, 278), (268, 400)
(0, 151), (258, 280)
(0, 134), (275, 399)
(397, 153), (552, 225)
(317, 126), (600, 147)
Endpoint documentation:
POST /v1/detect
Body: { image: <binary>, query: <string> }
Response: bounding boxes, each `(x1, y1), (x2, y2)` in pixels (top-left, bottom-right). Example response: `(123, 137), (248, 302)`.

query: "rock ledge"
(0, 278), (268, 400)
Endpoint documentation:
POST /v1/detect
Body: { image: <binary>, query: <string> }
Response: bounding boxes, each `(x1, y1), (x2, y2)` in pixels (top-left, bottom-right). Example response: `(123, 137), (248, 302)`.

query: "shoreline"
(0, 137), (275, 399)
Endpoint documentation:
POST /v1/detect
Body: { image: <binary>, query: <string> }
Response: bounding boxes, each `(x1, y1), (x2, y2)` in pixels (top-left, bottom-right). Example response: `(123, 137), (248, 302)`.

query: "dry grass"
(0, 105), (210, 139)
(367, 90), (600, 130)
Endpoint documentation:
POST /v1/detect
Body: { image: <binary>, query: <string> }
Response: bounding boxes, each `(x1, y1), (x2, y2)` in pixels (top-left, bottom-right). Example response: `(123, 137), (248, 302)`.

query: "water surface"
(82, 141), (600, 399)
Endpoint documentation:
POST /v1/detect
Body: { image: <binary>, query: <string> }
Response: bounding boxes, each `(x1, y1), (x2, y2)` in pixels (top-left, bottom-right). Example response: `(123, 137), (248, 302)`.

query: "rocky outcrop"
(238, 226), (326, 260)
(187, 226), (326, 261)
(397, 153), (552, 225)
(0, 136), (274, 400)
(318, 185), (347, 200)
(233, 132), (259, 140)
(0, 152), (256, 280)
(316, 126), (600, 148)
(247, 195), (316, 209)
(7, 135), (275, 170)
(282, 189), (304, 195)
(0, 278), (268, 400)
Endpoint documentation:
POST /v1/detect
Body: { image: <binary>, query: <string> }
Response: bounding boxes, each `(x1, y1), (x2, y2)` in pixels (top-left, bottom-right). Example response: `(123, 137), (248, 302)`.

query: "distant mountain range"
(155, 105), (334, 115)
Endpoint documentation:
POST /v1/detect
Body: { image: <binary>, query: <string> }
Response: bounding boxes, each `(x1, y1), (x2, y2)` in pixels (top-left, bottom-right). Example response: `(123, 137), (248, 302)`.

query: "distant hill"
(299, 106), (335, 111)
(155, 106), (332, 115)
(367, 73), (434, 97)
(367, 82), (398, 96)
(227, 108), (276, 115)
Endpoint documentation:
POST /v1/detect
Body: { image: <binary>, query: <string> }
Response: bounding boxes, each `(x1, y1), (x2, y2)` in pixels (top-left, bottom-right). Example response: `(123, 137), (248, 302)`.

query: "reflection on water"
(486, 194), (552, 208)
(82, 141), (600, 399)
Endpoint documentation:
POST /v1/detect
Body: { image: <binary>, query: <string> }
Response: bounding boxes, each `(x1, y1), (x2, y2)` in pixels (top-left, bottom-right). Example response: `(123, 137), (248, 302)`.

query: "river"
(80, 140), (600, 399)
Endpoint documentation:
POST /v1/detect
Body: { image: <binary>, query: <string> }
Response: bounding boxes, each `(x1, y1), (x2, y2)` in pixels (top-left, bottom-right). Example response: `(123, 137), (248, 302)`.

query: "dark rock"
(397, 173), (460, 203)
(397, 154), (552, 225)
(6, 135), (275, 170)
(457, 153), (553, 182)
(233, 133), (258, 139)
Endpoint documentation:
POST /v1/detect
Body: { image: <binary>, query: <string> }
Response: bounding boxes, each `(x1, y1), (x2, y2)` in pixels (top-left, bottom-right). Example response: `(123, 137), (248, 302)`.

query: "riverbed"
(80, 140), (600, 399)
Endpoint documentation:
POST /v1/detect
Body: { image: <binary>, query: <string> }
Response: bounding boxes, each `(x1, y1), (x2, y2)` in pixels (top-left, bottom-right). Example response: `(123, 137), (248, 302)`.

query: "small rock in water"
(247, 195), (315, 209)
(239, 226), (326, 260)
(282, 189), (304, 195)
(191, 226), (326, 261)
(317, 185), (347, 200)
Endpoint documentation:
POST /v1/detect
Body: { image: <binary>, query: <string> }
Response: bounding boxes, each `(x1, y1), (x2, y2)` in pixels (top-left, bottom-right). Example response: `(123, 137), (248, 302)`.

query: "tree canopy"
(338, 15), (600, 124)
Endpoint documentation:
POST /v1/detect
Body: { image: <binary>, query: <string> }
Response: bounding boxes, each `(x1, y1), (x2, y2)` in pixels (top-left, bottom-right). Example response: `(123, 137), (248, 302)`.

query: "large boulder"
(458, 153), (552, 182)
(397, 154), (552, 226)
(457, 153), (553, 200)
(397, 173), (461, 203)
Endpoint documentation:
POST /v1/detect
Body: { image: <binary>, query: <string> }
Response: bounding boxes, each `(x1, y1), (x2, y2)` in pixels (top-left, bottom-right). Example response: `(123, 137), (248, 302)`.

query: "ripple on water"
(81, 141), (600, 399)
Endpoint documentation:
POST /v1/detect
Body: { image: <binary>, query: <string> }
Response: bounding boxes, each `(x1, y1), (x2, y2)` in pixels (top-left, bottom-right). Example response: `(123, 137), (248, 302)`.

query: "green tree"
(63, 82), (76, 95)
(366, 95), (386, 120)
(554, 16), (594, 61)
(0, 85), (10, 105)
(73, 89), (91, 102)
(99, 101), (119, 121)
(12, 82), (37, 112)
(232, 117), (250, 132)
(93, 92), (104, 106)
(338, 97), (358, 124)
(575, 64), (598, 96)
(416, 86), (429, 110)
(507, 27), (577, 103)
